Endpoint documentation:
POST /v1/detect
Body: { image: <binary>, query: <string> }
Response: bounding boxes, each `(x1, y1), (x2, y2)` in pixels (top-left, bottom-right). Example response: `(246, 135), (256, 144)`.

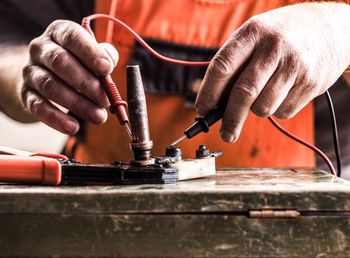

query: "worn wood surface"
(0, 168), (350, 257)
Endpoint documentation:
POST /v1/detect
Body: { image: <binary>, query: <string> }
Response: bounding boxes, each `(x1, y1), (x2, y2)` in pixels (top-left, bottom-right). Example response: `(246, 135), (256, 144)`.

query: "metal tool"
(127, 65), (154, 163)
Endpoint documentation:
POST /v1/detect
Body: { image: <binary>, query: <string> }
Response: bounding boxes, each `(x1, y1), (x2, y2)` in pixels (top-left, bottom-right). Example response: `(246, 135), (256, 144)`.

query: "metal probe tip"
(124, 123), (133, 139)
(170, 135), (187, 147)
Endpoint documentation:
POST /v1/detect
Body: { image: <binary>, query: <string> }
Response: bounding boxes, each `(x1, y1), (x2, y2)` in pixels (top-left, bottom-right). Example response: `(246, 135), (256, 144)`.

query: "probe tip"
(124, 123), (133, 139)
(170, 135), (187, 147)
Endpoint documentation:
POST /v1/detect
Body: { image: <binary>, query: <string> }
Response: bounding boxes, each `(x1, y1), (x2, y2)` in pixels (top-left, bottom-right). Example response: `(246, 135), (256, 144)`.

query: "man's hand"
(196, 2), (350, 143)
(22, 20), (118, 134)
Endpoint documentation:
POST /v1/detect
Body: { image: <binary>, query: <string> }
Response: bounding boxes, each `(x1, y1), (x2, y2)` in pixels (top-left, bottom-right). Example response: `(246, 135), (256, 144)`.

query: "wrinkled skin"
(22, 20), (118, 134)
(19, 3), (350, 140)
(196, 3), (350, 142)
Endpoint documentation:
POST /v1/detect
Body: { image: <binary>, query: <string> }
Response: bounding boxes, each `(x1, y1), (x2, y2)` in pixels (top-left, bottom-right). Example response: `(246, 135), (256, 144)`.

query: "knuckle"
(281, 54), (299, 79)
(48, 20), (75, 36)
(298, 67), (317, 86)
(61, 25), (81, 46)
(29, 38), (43, 59)
(39, 75), (57, 97)
(210, 55), (234, 78)
(266, 30), (285, 48)
(48, 20), (65, 31)
(242, 15), (271, 42)
(50, 49), (69, 70)
(22, 64), (35, 80)
(28, 96), (44, 115)
(233, 79), (259, 104)
(244, 17), (263, 37)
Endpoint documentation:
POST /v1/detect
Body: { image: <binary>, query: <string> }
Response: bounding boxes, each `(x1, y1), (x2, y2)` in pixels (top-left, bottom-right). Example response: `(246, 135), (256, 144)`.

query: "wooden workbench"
(0, 168), (350, 257)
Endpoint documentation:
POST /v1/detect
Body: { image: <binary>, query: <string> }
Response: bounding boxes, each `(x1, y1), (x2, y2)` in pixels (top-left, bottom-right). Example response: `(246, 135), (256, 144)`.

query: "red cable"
(83, 14), (210, 66)
(106, 0), (118, 43)
(268, 117), (336, 175)
(82, 14), (336, 176)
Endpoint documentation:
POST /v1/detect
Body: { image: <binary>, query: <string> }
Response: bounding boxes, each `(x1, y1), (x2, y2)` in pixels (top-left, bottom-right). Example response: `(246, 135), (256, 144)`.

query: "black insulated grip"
(184, 105), (225, 139)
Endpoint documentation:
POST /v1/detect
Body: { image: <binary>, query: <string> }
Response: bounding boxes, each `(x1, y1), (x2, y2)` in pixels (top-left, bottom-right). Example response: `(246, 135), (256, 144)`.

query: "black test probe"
(170, 105), (225, 146)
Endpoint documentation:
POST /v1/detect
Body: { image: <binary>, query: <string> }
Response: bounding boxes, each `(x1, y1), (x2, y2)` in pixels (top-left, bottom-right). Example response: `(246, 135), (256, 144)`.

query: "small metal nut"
(195, 144), (210, 159)
(166, 146), (182, 158)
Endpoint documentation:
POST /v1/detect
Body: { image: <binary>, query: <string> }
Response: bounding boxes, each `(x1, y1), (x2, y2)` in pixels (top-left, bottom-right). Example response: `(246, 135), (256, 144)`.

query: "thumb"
(99, 42), (119, 74)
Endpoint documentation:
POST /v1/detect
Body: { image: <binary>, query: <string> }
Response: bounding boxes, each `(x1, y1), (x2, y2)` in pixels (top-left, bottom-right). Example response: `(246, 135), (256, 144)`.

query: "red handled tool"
(0, 147), (66, 185)
(0, 155), (61, 185)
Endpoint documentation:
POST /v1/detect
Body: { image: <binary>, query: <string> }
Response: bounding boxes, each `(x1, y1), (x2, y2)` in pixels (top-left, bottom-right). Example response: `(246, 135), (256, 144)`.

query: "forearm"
(0, 46), (36, 122)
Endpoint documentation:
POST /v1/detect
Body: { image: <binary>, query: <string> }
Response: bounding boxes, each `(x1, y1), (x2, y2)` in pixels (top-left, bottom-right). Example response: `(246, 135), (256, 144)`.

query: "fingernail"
(90, 108), (107, 124)
(64, 120), (77, 134)
(220, 128), (235, 143)
(97, 58), (111, 74)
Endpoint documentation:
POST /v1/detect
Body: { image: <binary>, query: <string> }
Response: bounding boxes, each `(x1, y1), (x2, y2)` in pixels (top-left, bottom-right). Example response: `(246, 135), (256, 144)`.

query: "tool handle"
(0, 155), (61, 185)
(102, 75), (129, 124)
(203, 105), (225, 127)
(184, 106), (225, 139)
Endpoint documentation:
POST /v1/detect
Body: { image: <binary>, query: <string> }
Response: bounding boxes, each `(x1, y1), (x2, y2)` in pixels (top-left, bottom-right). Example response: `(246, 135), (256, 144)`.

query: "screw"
(196, 144), (210, 158)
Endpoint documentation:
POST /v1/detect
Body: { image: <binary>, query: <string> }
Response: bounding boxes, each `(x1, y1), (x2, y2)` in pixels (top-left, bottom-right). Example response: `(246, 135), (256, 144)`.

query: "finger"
(21, 88), (79, 135)
(47, 20), (117, 75)
(274, 80), (316, 119)
(251, 63), (297, 117)
(30, 39), (109, 107)
(220, 43), (280, 142)
(195, 22), (257, 115)
(23, 64), (108, 125)
(99, 42), (119, 68)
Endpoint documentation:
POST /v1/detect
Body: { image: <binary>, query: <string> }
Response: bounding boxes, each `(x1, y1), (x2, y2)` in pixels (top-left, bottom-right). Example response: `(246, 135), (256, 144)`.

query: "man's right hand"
(22, 20), (118, 135)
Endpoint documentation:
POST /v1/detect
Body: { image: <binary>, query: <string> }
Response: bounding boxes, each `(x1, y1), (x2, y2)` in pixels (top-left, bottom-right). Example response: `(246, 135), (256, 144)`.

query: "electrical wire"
(325, 90), (342, 176)
(82, 13), (337, 176)
(106, 0), (118, 43)
(268, 117), (336, 176)
(83, 14), (210, 66)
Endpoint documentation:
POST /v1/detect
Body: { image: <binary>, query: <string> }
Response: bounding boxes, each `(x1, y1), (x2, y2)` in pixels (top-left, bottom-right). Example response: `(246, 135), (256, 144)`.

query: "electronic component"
(156, 145), (222, 181)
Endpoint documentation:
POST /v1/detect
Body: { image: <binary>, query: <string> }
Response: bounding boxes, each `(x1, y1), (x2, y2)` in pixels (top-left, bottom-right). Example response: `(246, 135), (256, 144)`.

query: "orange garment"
(73, 0), (315, 167)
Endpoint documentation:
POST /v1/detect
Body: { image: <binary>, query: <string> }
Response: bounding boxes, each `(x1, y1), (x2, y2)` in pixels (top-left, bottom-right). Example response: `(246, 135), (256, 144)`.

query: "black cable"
(325, 90), (342, 177)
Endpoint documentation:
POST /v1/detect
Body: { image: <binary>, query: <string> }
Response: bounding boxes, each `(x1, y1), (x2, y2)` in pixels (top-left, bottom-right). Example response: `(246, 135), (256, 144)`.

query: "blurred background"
(0, 113), (67, 153)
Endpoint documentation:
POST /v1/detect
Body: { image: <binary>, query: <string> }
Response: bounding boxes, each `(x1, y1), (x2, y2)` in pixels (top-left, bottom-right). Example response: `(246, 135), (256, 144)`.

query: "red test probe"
(82, 18), (132, 138)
